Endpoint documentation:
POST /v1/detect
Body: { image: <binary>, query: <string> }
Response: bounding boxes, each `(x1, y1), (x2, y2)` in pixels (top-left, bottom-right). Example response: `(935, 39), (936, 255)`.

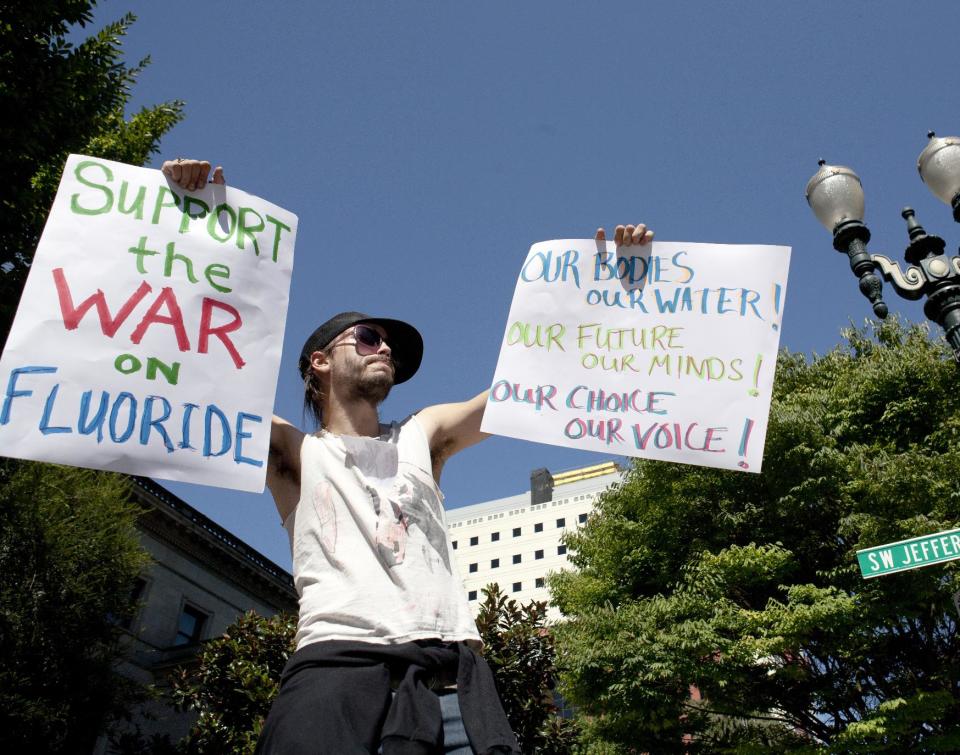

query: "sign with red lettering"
(0, 155), (297, 492)
(481, 239), (790, 472)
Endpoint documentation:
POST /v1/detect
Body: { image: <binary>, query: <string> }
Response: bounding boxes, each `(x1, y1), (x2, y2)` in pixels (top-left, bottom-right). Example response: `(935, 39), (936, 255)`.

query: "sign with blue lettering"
(0, 155), (297, 492)
(481, 239), (791, 472)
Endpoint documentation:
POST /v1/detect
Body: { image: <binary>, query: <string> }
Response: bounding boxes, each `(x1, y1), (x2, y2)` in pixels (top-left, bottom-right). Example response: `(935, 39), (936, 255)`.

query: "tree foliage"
(0, 0), (184, 341)
(476, 584), (580, 754)
(170, 611), (297, 755)
(169, 592), (579, 755)
(0, 461), (150, 753)
(0, 2), (184, 749)
(551, 319), (960, 753)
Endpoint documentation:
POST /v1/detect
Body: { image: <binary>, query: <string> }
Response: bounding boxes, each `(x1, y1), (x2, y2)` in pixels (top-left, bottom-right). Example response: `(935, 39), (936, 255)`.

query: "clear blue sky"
(85, 1), (958, 569)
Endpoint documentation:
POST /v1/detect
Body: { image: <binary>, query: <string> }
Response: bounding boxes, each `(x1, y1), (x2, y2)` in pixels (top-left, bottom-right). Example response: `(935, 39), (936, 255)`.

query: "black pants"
(254, 640), (519, 755)
(258, 663), (393, 753)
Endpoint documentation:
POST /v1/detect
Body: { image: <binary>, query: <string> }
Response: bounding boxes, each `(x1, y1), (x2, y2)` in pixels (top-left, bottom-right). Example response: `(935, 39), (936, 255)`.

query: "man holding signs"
(5, 147), (790, 750)
(173, 159), (654, 755)
(260, 263), (647, 751)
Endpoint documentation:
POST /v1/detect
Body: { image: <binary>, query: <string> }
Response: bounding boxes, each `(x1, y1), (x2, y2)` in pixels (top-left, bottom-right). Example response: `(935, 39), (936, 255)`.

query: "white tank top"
(283, 415), (480, 649)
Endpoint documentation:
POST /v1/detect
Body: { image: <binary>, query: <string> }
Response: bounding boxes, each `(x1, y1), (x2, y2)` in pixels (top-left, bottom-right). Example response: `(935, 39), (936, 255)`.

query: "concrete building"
(94, 477), (298, 753)
(446, 461), (621, 618)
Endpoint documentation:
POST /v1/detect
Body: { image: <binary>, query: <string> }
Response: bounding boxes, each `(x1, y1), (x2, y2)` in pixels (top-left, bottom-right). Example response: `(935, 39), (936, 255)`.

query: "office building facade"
(446, 462), (621, 618)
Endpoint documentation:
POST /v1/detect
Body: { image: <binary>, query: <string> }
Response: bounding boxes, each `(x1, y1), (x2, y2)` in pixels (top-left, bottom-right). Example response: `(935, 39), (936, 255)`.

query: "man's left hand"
(595, 223), (654, 246)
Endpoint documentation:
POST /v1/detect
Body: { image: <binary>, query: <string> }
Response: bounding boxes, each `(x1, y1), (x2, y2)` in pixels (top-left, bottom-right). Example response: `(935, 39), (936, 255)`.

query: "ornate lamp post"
(805, 132), (960, 358)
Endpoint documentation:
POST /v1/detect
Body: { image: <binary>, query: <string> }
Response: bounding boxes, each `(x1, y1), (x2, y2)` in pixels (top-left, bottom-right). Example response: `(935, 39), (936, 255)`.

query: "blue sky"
(85, 1), (959, 569)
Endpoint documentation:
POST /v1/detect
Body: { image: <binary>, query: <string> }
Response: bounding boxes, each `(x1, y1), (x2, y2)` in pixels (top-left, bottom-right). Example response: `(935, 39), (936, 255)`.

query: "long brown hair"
(302, 368), (324, 427)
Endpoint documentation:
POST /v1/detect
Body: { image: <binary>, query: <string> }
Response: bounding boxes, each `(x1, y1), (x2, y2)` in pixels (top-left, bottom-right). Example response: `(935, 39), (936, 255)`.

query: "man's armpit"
(431, 430), (464, 482)
(268, 422), (302, 480)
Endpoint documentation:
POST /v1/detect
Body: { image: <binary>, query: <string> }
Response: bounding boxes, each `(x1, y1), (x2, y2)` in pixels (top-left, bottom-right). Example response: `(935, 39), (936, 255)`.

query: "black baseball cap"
(298, 311), (424, 384)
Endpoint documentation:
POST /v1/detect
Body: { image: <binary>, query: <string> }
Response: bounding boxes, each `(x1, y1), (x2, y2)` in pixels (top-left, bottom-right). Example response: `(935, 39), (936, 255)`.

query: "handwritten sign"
(0, 155), (297, 492)
(857, 528), (960, 578)
(481, 240), (790, 472)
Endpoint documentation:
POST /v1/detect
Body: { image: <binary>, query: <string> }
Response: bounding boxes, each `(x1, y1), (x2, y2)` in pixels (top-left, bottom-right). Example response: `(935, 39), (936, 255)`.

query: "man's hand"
(595, 223), (654, 246)
(160, 158), (225, 192)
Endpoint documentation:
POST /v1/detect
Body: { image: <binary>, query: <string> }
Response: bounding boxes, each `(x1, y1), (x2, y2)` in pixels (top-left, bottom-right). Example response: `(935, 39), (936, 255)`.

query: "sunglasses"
(344, 324), (387, 356)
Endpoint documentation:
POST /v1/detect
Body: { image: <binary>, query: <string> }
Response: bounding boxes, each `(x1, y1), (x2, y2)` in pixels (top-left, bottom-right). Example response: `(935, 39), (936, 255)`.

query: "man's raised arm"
(266, 415), (305, 522)
(417, 222), (654, 483)
(416, 391), (490, 483)
(163, 158), (302, 520)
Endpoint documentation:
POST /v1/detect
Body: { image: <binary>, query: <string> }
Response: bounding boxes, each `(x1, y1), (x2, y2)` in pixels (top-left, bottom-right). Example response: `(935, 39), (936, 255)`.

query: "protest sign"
(481, 240), (790, 472)
(0, 155), (297, 492)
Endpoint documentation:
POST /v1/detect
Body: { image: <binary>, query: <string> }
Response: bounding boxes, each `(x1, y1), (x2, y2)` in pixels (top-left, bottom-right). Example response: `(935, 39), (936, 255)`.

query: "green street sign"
(857, 528), (960, 579)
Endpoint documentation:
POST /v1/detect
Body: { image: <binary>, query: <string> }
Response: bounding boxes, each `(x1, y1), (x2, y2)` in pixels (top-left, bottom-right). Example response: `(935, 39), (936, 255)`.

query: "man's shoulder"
(384, 413), (424, 432)
(269, 416), (306, 471)
(271, 415), (306, 444)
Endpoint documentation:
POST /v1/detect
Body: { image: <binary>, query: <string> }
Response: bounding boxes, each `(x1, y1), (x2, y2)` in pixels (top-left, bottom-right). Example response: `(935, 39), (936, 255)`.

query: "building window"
(491, 532), (500, 542)
(534, 522), (543, 533)
(119, 576), (148, 630)
(535, 549), (544, 560)
(468, 590), (477, 601)
(579, 513), (588, 524)
(470, 536), (478, 546)
(557, 545), (567, 555)
(130, 576), (147, 603)
(491, 558), (500, 568)
(513, 554), (522, 564)
(174, 603), (207, 646)
(452, 540), (458, 550)
(469, 563), (478, 573)
(513, 527), (521, 537)
(556, 517), (566, 528)
(512, 582), (522, 592)
(535, 577), (545, 588)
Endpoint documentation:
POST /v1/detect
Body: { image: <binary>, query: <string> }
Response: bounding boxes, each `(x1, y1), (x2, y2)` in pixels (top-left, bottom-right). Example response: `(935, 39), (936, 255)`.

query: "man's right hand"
(160, 158), (225, 192)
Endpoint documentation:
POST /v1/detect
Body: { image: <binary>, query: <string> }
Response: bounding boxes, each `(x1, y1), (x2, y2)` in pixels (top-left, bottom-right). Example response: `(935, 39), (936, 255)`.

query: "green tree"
(0, 0), (183, 341)
(169, 593), (579, 755)
(0, 2), (184, 750)
(171, 611), (297, 755)
(551, 319), (960, 753)
(0, 462), (150, 753)
(476, 584), (580, 754)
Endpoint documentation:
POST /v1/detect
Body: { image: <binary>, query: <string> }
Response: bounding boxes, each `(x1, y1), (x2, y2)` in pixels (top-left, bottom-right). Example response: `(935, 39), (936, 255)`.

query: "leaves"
(0, 2), (184, 748)
(0, 0), (184, 347)
(475, 584), (581, 753)
(0, 460), (150, 752)
(170, 611), (297, 755)
(552, 319), (960, 752)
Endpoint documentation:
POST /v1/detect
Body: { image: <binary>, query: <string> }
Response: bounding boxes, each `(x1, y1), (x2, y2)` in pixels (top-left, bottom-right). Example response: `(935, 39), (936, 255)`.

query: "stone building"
(93, 477), (297, 753)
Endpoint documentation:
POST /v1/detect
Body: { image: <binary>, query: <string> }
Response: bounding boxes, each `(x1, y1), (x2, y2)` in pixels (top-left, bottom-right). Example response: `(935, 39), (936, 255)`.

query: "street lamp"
(805, 132), (960, 359)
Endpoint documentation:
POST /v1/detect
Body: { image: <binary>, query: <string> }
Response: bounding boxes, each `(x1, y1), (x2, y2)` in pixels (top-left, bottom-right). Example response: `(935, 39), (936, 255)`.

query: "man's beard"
(348, 362), (394, 404)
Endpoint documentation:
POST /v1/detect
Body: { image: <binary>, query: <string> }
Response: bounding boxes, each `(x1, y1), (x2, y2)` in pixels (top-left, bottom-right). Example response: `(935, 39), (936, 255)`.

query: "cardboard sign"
(482, 240), (790, 472)
(0, 155), (297, 492)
